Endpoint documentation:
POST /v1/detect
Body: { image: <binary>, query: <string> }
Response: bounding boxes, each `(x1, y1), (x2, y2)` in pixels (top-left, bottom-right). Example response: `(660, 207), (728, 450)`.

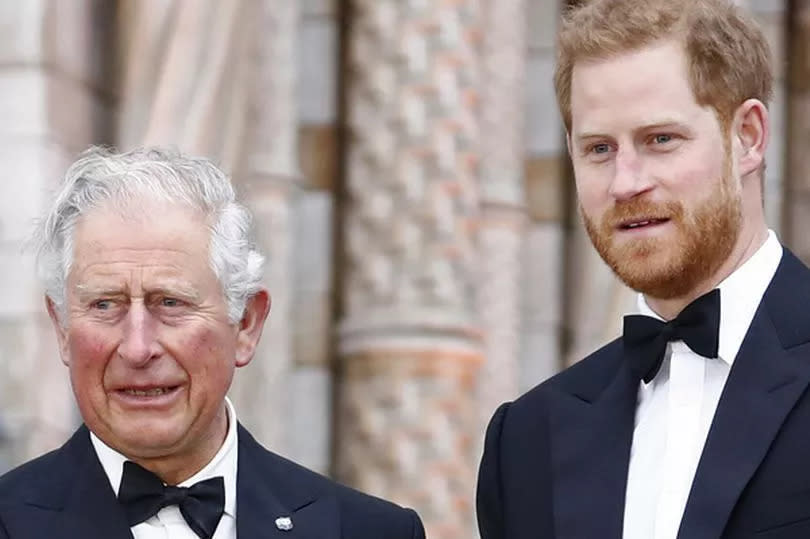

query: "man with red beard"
(477, 1), (810, 539)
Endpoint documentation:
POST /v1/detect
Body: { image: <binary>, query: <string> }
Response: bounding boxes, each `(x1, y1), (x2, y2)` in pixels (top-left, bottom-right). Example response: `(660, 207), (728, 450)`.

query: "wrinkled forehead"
(68, 202), (214, 279)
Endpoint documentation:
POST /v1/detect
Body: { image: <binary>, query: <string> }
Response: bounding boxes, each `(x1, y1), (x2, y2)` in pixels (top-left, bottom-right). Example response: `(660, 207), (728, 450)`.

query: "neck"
(646, 223), (769, 320)
(129, 405), (229, 485)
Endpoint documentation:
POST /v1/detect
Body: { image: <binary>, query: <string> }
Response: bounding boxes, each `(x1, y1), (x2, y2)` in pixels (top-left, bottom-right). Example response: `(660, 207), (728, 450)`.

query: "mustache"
(600, 199), (683, 229)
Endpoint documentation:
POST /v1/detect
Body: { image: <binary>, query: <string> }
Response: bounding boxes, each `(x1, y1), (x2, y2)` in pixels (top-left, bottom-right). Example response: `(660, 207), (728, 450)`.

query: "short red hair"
(554, 0), (773, 132)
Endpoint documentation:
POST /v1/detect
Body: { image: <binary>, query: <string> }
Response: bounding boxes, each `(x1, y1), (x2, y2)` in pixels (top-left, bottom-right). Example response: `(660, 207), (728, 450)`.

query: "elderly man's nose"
(117, 305), (160, 365)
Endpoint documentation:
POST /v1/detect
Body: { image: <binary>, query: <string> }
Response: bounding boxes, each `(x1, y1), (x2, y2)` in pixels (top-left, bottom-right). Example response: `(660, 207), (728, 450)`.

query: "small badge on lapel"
(275, 516), (294, 531)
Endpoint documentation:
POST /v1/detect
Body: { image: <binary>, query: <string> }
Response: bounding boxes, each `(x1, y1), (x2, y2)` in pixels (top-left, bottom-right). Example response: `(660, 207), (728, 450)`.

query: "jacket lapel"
(23, 426), (133, 538)
(18, 424), (344, 538)
(678, 250), (810, 539)
(550, 345), (638, 539)
(236, 425), (339, 539)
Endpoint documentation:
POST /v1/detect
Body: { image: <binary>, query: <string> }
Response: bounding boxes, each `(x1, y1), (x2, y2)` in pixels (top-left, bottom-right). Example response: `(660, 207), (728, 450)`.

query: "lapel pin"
(275, 516), (294, 531)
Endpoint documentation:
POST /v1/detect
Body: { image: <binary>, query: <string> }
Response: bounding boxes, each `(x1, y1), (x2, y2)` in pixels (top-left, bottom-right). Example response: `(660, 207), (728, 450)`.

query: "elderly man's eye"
(162, 297), (182, 307)
(92, 300), (113, 310)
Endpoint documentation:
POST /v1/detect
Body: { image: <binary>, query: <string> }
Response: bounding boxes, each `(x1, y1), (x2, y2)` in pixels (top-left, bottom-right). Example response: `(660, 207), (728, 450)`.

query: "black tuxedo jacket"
(0, 424), (424, 539)
(478, 249), (810, 539)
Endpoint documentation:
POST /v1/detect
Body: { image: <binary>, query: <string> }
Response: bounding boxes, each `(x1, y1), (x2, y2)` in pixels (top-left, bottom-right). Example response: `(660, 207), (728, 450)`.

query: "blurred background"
(0, 0), (806, 537)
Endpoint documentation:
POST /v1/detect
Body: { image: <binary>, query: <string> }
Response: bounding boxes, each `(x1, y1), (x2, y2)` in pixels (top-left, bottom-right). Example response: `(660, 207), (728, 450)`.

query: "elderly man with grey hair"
(0, 146), (425, 539)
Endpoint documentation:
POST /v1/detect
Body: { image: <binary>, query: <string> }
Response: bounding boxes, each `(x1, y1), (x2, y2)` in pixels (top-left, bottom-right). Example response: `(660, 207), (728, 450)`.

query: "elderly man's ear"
(235, 289), (271, 368)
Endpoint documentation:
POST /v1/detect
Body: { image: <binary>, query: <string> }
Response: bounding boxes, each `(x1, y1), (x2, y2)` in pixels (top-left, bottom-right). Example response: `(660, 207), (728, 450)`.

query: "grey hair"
(35, 146), (265, 323)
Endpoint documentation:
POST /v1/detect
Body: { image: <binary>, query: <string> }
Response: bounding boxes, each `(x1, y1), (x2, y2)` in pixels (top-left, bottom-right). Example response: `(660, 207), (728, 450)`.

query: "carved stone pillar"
(116, 0), (300, 453)
(336, 1), (483, 537)
(785, 0), (810, 263)
(290, 0), (341, 474)
(227, 0), (300, 455)
(522, 0), (569, 382)
(115, 0), (252, 169)
(475, 0), (528, 437)
(0, 1), (114, 468)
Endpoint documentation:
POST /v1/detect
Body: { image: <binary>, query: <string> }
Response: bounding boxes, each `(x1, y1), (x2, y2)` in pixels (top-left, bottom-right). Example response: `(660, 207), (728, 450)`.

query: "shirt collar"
(637, 230), (783, 366)
(90, 396), (238, 518)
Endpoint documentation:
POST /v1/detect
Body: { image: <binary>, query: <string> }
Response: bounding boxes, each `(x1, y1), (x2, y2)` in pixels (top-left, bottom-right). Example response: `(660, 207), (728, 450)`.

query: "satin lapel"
(678, 251), (810, 539)
(23, 427), (133, 539)
(550, 353), (638, 539)
(236, 426), (339, 539)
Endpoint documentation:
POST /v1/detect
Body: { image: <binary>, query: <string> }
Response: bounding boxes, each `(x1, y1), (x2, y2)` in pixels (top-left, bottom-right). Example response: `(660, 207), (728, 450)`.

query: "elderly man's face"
(48, 202), (268, 476)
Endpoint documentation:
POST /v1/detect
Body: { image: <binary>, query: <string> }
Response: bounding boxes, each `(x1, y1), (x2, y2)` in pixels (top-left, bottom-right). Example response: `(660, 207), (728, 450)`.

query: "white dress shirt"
(622, 230), (783, 539)
(91, 397), (238, 539)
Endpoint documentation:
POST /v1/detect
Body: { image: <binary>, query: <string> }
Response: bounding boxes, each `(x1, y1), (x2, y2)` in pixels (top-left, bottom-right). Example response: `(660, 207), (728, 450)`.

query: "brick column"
(336, 1), (483, 537)
(0, 0), (114, 467)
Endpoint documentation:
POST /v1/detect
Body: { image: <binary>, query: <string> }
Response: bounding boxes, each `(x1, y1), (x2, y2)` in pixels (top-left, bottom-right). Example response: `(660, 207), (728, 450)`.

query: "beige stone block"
(520, 329), (561, 391)
(302, 0), (336, 17)
(48, 71), (111, 151)
(522, 223), (564, 326)
(298, 18), (338, 124)
(526, 53), (565, 154)
(527, 0), (560, 52)
(292, 192), (333, 367)
(748, 0), (788, 14)
(287, 365), (332, 473)
(0, 1), (113, 92)
(787, 93), (810, 191)
(764, 177), (783, 237)
(754, 11), (787, 81)
(44, 0), (115, 91)
(519, 222), (565, 391)
(0, 1), (46, 64)
(789, 8), (810, 91)
(764, 84), (786, 232)
(0, 68), (109, 152)
(766, 86), (786, 182)
(0, 313), (75, 465)
(293, 293), (332, 367)
(294, 191), (333, 288)
(0, 69), (50, 139)
(784, 193), (810, 265)
(0, 248), (41, 317)
(299, 125), (337, 190)
(525, 155), (566, 222)
(0, 139), (72, 242)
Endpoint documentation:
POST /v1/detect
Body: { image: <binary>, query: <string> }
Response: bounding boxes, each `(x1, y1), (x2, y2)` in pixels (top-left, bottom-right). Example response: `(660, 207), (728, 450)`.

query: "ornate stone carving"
(336, 349), (481, 537)
(338, 1), (483, 536)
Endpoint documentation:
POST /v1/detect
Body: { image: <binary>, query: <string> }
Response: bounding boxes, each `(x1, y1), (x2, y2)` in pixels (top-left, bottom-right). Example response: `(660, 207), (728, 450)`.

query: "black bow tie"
(623, 288), (721, 383)
(118, 461), (225, 539)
